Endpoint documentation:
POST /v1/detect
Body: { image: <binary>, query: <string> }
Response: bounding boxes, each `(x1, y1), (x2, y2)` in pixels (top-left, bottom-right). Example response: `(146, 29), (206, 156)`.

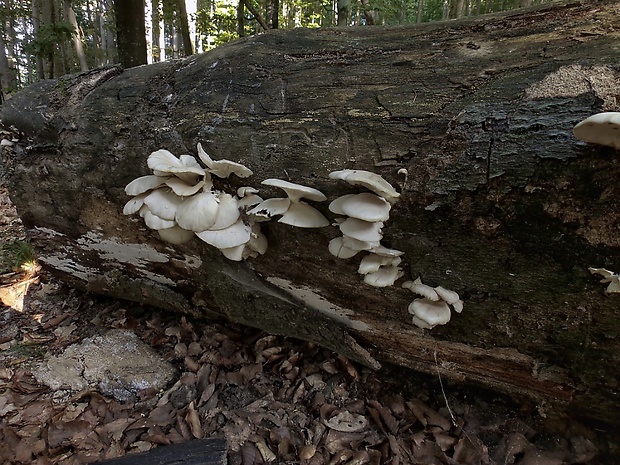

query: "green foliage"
(0, 240), (36, 274)
(25, 21), (76, 58)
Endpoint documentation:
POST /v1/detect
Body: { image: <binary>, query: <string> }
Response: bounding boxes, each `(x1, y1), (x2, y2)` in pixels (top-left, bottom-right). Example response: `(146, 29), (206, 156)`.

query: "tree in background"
(113, 0), (147, 67)
(0, 0), (554, 90)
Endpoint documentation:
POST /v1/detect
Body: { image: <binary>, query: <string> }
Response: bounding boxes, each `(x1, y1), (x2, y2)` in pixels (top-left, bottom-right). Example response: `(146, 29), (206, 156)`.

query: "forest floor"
(0, 183), (615, 465)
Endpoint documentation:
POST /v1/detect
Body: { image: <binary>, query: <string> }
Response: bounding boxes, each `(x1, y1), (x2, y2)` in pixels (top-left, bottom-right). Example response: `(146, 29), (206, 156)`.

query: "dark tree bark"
(176, 0), (193, 56)
(113, 0), (147, 68)
(2, 0), (619, 429)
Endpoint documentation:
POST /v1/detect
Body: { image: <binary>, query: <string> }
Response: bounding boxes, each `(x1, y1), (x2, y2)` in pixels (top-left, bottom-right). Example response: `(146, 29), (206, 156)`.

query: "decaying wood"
(93, 438), (227, 464)
(1, 0), (618, 427)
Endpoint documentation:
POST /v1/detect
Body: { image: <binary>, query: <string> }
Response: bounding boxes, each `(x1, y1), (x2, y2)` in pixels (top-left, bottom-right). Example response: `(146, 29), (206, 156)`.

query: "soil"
(0, 183), (616, 464)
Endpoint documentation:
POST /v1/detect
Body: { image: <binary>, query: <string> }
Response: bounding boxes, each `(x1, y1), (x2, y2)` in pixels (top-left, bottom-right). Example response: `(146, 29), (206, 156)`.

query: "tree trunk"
(113, 0), (147, 68)
(176, 0), (193, 56)
(64, 0), (89, 72)
(1, 0), (619, 429)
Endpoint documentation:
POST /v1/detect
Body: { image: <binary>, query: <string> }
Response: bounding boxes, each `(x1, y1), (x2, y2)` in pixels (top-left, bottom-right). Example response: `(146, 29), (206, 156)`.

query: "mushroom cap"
(144, 188), (184, 221)
(339, 218), (383, 242)
(589, 267), (620, 294)
(247, 197), (291, 217)
(175, 191), (219, 231)
(237, 186), (259, 197)
(329, 169), (400, 202)
(328, 237), (360, 259)
(434, 286), (460, 305)
(370, 245), (404, 257)
(164, 177), (209, 196)
(123, 192), (148, 215)
(358, 254), (402, 275)
(573, 112), (620, 150)
(342, 234), (379, 252)
(402, 278), (440, 301)
(197, 143), (253, 178)
(209, 193), (241, 230)
(125, 175), (168, 196)
(143, 210), (176, 230)
(329, 193), (391, 222)
(248, 225), (268, 255)
(278, 201), (329, 228)
(195, 218), (252, 249)
(408, 298), (451, 329)
(220, 244), (246, 261)
(262, 178), (327, 203)
(148, 149), (205, 176)
(158, 225), (195, 244)
(363, 265), (403, 287)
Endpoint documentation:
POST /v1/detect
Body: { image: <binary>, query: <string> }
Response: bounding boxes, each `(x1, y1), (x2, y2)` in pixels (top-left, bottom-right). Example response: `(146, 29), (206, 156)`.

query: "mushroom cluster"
(123, 144), (267, 261)
(248, 179), (329, 228)
(589, 267), (620, 294)
(402, 277), (464, 329)
(573, 112), (620, 150)
(328, 170), (403, 287)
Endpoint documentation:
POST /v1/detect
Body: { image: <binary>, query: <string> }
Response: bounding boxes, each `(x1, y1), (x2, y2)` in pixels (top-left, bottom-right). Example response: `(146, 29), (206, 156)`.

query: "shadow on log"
(1, 0), (618, 429)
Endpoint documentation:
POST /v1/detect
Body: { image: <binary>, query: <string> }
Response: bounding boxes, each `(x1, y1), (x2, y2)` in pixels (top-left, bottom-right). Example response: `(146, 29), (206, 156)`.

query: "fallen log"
(1, 0), (618, 428)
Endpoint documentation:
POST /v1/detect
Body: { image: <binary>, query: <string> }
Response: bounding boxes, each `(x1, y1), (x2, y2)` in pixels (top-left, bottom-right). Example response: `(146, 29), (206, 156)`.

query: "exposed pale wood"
(1, 0), (618, 428)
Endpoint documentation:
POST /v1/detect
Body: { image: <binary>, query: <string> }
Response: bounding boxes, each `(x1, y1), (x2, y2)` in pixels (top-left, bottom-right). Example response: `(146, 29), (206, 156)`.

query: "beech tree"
(113, 0), (147, 67)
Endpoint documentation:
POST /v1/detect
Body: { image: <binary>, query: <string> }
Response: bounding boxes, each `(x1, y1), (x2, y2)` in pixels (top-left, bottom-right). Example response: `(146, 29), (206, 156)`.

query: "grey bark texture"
(1, 0), (619, 429)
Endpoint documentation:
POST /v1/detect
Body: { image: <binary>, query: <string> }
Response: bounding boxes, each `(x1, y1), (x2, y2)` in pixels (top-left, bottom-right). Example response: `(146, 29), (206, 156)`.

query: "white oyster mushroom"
(164, 177), (209, 196)
(358, 254), (402, 275)
(158, 225), (195, 244)
(209, 193), (241, 230)
(328, 237), (360, 259)
(408, 298), (452, 329)
(339, 218), (383, 242)
(148, 149), (205, 178)
(261, 178), (327, 203)
(364, 265), (403, 287)
(143, 210), (176, 230)
(195, 218), (252, 249)
(236, 187), (263, 208)
(279, 201), (330, 228)
(370, 245), (404, 257)
(144, 189), (184, 221)
(329, 193), (391, 222)
(256, 179), (329, 228)
(589, 267), (620, 294)
(342, 235), (380, 252)
(248, 198), (291, 218)
(197, 143), (253, 178)
(125, 175), (169, 196)
(329, 169), (400, 203)
(402, 278), (440, 301)
(220, 244), (246, 261)
(123, 192), (149, 215)
(573, 112), (620, 150)
(175, 191), (220, 231)
(435, 286), (464, 312)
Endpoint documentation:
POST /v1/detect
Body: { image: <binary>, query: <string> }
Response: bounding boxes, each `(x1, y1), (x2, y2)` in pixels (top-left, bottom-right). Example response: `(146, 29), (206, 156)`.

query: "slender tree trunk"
(360, 0), (375, 25)
(64, 0), (89, 71)
(31, 0), (45, 78)
(176, 0), (193, 56)
(0, 29), (17, 92)
(113, 0), (147, 68)
(237, 0), (245, 37)
(271, 0), (279, 29)
(151, 0), (161, 62)
(416, 0), (424, 23)
(337, 0), (350, 26)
